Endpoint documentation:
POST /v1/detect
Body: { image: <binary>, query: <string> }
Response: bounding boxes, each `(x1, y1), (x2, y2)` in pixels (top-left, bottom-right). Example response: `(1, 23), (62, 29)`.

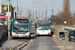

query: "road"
(0, 23), (61, 50)
(24, 36), (61, 50)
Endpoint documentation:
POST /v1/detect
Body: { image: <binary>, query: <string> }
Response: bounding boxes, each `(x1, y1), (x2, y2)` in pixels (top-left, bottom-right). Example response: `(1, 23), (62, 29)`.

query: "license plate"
(18, 36), (23, 37)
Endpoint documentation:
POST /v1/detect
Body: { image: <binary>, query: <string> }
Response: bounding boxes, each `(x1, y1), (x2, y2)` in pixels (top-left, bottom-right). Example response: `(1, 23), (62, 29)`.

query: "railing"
(65, 26), (75, 30)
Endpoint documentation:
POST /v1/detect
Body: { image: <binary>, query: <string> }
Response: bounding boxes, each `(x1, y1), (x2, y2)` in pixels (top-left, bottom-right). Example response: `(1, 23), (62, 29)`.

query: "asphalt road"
(25, 36), (61, 50)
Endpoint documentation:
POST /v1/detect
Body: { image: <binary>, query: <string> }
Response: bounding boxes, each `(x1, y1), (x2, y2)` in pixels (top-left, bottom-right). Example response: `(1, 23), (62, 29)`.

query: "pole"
(46, 9), (47, 18)
(42, 10), (43, 20)
(0, 0), (1, 13)
(21, 10), (22, 18)
(52, 3), (53, 16)
(17, 0), (18, 18)
(38, 11), (40, 20)
(33, 12), (34, 22)
(14, 7), (15, 19)
(36, 11), (37, 20)
(45, 6), (47, 19)
(17, 0), (18, 13)
(8, 0), (10, 38)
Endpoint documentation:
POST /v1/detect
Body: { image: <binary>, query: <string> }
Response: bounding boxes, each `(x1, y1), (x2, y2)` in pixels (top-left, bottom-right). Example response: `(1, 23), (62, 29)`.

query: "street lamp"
(0, 0), (1, 14)
(64, 21), (67, 25)
(7, 0), (10, 38)
(13, 7), (15, 19)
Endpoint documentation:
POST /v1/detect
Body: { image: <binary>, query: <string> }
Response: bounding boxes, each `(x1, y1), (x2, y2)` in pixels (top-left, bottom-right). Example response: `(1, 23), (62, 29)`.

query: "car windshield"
(13, 21), (28, 31)
(69, 31), (75, 35)
(37, 23), (50, 30)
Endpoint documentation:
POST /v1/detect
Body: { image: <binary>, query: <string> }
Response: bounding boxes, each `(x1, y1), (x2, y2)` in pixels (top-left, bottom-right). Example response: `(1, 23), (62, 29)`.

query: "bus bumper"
(11, 32), (31, 38)
(36, 30), (51, 35)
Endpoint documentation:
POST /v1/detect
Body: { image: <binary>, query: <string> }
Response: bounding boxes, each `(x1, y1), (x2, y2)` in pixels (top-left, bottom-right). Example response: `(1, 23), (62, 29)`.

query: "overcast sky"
(1, 0), (75, 18)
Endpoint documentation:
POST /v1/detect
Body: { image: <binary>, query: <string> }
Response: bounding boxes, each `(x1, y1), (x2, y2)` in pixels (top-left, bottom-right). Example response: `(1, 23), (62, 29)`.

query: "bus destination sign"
(17, 19), (28, 22)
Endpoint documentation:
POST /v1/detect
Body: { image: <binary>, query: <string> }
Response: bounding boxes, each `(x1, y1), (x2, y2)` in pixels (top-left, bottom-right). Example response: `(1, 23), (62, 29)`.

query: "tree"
(72, 13), (75, 25)
(50, 12), (73, 26)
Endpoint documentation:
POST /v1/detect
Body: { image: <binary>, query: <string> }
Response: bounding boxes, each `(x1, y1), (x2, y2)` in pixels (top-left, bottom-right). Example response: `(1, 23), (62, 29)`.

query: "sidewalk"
(0, 40), (22, 50)
(53, 35), (75, 50)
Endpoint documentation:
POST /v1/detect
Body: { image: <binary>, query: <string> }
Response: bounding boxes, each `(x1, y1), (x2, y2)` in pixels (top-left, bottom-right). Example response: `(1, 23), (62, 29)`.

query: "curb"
(17, 42), (28, 50)
(10, 41), (25, 50)
(9, 40), (30, 50)
(10, 42), (27, 50)
(8, 37), (12, 40)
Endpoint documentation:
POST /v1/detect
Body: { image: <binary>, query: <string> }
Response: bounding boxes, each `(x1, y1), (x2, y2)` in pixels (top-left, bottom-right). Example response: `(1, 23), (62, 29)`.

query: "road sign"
(3, 7), (7, 11)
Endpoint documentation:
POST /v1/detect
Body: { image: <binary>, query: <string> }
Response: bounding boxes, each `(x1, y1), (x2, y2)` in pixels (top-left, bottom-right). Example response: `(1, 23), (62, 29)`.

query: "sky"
(1, 0), (75, 18)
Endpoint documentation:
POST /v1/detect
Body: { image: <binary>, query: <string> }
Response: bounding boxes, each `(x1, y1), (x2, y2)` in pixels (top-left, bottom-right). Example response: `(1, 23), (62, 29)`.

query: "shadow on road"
(36, 35), (52, 38)
(70, 40), (75, 43)
(0, 38), (8, 47)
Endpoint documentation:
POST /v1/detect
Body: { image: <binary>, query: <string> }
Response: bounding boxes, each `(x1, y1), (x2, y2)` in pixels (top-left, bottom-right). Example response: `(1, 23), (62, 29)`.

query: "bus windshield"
(37, 23), (50, 30)
(13, 22), (28, 31)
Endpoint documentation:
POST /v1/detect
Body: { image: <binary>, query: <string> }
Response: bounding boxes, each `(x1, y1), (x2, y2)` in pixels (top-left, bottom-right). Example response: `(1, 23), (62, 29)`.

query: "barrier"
(65, 26), (75, 30)
(51, 25), (68, 41)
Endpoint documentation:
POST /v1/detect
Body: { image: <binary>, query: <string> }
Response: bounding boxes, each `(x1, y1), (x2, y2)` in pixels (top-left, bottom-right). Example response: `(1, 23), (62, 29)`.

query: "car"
(59, 35), (65, 40)
(68, 30), (75, 41)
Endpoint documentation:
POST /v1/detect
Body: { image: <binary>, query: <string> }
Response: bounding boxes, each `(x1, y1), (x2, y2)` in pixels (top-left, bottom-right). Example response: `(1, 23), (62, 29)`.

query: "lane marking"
(53, 38), (65, 50)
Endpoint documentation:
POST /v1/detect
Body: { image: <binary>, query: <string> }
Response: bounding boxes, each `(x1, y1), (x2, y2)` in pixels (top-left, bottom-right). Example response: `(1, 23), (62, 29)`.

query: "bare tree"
(50, 12), (73, 26)
(72, 13), (75, 25)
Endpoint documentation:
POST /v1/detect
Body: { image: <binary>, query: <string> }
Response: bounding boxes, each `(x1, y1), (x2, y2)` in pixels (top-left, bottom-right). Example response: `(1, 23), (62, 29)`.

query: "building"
(0, 4), (14, 23)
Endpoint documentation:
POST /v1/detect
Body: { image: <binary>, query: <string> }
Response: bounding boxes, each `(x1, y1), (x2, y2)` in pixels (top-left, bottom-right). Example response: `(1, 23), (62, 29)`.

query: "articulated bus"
(11, 18), (31, 38)
(35, 20), (51, 35)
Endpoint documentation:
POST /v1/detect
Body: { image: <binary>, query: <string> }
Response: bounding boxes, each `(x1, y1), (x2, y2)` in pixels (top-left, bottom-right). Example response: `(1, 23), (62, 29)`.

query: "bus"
(11, 18), (31, 38)
(35, 20), (51, 35)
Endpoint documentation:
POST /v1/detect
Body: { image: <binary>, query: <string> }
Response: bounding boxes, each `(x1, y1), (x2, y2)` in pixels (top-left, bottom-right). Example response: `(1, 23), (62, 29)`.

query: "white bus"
(35, 20), (51, 35)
